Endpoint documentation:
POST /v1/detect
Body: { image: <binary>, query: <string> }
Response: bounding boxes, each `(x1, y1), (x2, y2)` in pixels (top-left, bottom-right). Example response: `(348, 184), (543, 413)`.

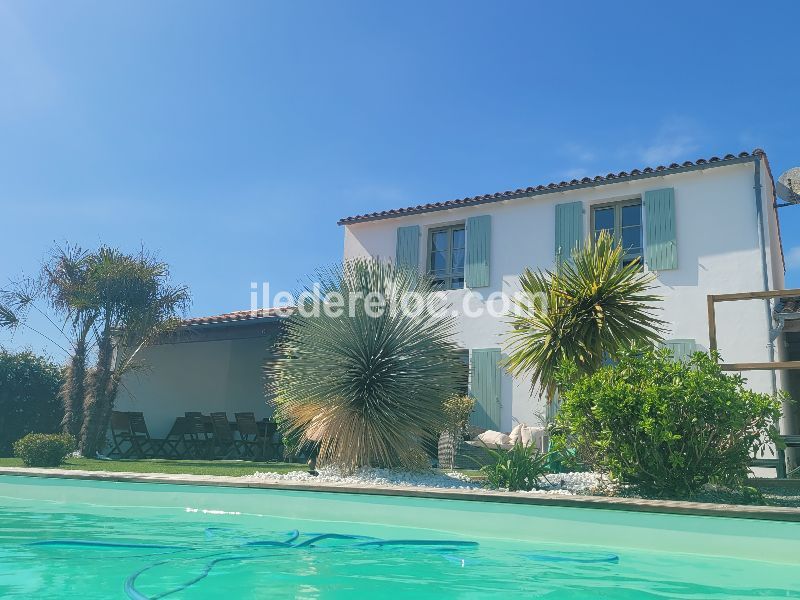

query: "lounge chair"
(234, 412), (263, 460)
(160, 417), (187, 459)
(210, 412), (241, 459)
(182, 413), (212, 459)
(126, 412), (162, 458)
(109, 411), (135, 458)
(263, 419), (283, 461)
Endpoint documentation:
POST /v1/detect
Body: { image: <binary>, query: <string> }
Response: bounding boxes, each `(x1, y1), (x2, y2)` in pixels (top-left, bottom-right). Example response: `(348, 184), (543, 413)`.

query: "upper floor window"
(592, 199), (643, 267)
(428, 224), (465, 290)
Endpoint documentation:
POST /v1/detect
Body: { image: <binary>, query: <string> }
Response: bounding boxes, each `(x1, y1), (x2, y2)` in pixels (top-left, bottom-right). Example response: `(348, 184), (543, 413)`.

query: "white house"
(340, 149), (797, 435)
(115, 148), (798, 461)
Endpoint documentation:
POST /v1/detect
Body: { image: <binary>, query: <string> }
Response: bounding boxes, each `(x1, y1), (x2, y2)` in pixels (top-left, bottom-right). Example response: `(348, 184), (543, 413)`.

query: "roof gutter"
(338, 154), (755, 225)
(180, 315), (285, 331)
(753, 155), (778, 398)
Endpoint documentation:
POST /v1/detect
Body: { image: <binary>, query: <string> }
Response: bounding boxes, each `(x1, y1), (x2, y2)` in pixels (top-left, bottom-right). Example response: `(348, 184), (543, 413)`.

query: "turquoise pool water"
(1, 475), (799, 598)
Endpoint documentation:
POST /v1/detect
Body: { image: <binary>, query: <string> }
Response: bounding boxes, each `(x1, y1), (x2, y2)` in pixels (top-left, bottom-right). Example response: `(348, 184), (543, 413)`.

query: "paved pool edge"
(2, 466), (799, 523)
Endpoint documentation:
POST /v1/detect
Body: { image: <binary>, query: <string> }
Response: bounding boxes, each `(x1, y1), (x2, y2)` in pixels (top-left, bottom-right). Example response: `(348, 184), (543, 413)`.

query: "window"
(592, 199), (643, 267)
(428, 224), (465, 290)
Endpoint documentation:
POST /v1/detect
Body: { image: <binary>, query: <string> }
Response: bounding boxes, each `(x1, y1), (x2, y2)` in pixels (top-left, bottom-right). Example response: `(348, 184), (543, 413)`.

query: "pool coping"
(2, 466), (799, 523)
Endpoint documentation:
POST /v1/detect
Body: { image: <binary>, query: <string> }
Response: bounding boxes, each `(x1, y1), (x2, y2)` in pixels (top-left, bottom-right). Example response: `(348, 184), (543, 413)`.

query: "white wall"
(115, 334), (275, 438)
(343, 160), (785, 431)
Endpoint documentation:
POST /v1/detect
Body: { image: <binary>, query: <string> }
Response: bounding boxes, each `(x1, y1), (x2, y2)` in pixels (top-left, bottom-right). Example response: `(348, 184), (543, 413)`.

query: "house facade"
(114, 148), (797, 451)
(340, 150), (794, 434)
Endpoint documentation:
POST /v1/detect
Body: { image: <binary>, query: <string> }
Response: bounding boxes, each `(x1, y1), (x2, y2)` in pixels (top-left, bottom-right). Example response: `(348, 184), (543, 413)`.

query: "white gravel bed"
(526, 472), (616, 496)
(243, 466), (611, 495)
(245, 466), (480, 489)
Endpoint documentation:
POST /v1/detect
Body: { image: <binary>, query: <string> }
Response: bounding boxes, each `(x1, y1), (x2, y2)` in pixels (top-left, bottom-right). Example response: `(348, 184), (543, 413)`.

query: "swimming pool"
(1, 474), (799, 598)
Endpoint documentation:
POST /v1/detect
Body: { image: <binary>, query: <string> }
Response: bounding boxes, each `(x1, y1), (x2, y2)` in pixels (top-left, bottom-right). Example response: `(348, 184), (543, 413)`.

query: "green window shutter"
(661, 339), (697, 362)
(644, 188), (677, 270)
(555, 201), (583, 264)
(465, 215), (491, 288)
(470, 348), (501, 430)
(395, 225), (420, 269)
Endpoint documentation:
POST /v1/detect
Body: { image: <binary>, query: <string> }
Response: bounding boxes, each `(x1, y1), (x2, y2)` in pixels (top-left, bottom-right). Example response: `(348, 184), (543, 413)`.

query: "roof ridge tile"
(338, 149), (763, 225)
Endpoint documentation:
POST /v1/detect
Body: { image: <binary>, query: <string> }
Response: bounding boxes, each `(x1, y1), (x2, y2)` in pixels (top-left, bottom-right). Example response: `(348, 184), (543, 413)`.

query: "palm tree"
(266, 258), (464, 470)
(78, 247), (189, 456)
(2, 245), (188, 455)
(42, 246), (98, 437)
(0, 303), (18, 329)
(504, 231), (665, 404)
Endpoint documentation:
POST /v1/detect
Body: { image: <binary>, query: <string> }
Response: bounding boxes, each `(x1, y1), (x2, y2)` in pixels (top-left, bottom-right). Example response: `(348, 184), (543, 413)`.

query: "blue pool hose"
(29, 528), (618, 599)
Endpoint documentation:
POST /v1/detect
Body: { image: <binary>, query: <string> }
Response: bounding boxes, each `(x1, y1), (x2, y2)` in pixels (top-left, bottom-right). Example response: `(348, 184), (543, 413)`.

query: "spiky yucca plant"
(504, 231), (665, 401)
(266, 258), (465, 470)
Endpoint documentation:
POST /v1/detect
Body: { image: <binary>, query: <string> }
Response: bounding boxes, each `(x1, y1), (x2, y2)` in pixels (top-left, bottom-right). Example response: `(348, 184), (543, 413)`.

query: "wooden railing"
(706, 288), (800, 371)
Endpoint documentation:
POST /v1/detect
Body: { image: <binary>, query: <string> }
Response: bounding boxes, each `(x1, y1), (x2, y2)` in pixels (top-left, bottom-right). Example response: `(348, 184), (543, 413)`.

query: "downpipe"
(753, 156), (791, 476)
(752, 156), (778, 395)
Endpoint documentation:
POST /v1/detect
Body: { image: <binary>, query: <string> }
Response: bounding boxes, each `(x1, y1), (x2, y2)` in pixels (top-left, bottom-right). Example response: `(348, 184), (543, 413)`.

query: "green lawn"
(0, 457), (307, 477)
(0, 456), (483, 480)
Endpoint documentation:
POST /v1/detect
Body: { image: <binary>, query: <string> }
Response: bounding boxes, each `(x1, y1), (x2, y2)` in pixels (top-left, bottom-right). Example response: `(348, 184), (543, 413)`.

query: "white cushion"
(508, 424), (546, 450)
(508, 423), (523, 445)
(519, 425), (535, 447)
(477, 430), (511, 448)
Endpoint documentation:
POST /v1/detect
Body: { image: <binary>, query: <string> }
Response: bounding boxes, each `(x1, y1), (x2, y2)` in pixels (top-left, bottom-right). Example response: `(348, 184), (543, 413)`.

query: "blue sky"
(2, 0), (799, 360)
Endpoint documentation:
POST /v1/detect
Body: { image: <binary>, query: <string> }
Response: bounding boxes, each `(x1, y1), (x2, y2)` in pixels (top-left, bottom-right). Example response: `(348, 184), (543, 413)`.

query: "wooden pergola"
(707, 288), (800, 371)
(707, 288), (800, 478)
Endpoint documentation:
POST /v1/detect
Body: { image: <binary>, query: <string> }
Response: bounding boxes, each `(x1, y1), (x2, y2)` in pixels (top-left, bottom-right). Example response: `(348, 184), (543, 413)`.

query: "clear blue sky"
(2, 0), (799, 360)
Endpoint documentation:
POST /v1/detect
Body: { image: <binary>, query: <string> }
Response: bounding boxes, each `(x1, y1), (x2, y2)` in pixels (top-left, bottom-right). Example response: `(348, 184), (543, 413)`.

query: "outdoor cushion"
(508, 424), (524, 445)
(476, 430), (511, 448)
(509, 424), (546, 450)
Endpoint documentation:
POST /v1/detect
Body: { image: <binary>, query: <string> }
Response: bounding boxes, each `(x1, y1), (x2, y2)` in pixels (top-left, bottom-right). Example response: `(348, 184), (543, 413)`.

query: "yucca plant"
(504, 231), (665, 403)
(266, 258), (465, 470)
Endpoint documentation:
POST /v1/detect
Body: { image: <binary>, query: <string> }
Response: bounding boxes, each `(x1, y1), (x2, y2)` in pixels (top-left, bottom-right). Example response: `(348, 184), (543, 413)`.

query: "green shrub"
(0, 350), (64, 456)
(552, 348), (782, 497)
(481, 442), (550, 491)
(13, 433), (76, 467)
(442, 394), (476, 438)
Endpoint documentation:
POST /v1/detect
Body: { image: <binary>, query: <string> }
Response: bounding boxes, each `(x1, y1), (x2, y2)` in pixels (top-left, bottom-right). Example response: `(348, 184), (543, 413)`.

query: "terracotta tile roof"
(338, 149), (765, 225)
(182, 306), (293, 327)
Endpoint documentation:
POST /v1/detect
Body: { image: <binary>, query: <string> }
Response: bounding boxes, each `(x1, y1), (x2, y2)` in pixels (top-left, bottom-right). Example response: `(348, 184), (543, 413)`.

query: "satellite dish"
(777, 167), (800, 204)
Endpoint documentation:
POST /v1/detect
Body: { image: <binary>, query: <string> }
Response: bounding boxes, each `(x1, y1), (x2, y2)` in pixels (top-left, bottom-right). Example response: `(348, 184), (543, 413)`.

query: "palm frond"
(0, 302), (18, 329)
(504, 231), (666, 399)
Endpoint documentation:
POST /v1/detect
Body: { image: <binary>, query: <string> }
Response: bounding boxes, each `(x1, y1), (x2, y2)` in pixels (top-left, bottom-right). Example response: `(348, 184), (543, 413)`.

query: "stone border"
(2, 466), (800, 523)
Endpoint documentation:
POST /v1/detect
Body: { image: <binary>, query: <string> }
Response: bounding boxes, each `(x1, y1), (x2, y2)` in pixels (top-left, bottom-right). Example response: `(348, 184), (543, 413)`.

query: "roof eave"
(338, 154), (757, 226)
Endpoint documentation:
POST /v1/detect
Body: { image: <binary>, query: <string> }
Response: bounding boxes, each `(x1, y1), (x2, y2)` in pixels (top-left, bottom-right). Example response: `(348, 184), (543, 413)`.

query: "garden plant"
(551, 348), (783, 498)
(504, 231), (665, 404)
(13, 433), (76, 467)
(481, 441), (551, 492)
(0, 349), (63, 456)
(267, 258), (465, 470)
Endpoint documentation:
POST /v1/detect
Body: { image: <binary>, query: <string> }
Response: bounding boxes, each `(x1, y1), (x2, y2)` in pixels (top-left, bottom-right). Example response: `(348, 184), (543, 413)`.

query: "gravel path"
(243, 466), (612, 495)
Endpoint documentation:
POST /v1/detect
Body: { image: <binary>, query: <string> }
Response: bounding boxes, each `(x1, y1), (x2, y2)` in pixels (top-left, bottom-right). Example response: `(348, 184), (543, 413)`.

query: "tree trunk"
(79, 326), (114, 457)
(94, 375), (120, 453)
(60, 319), (93, 437)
